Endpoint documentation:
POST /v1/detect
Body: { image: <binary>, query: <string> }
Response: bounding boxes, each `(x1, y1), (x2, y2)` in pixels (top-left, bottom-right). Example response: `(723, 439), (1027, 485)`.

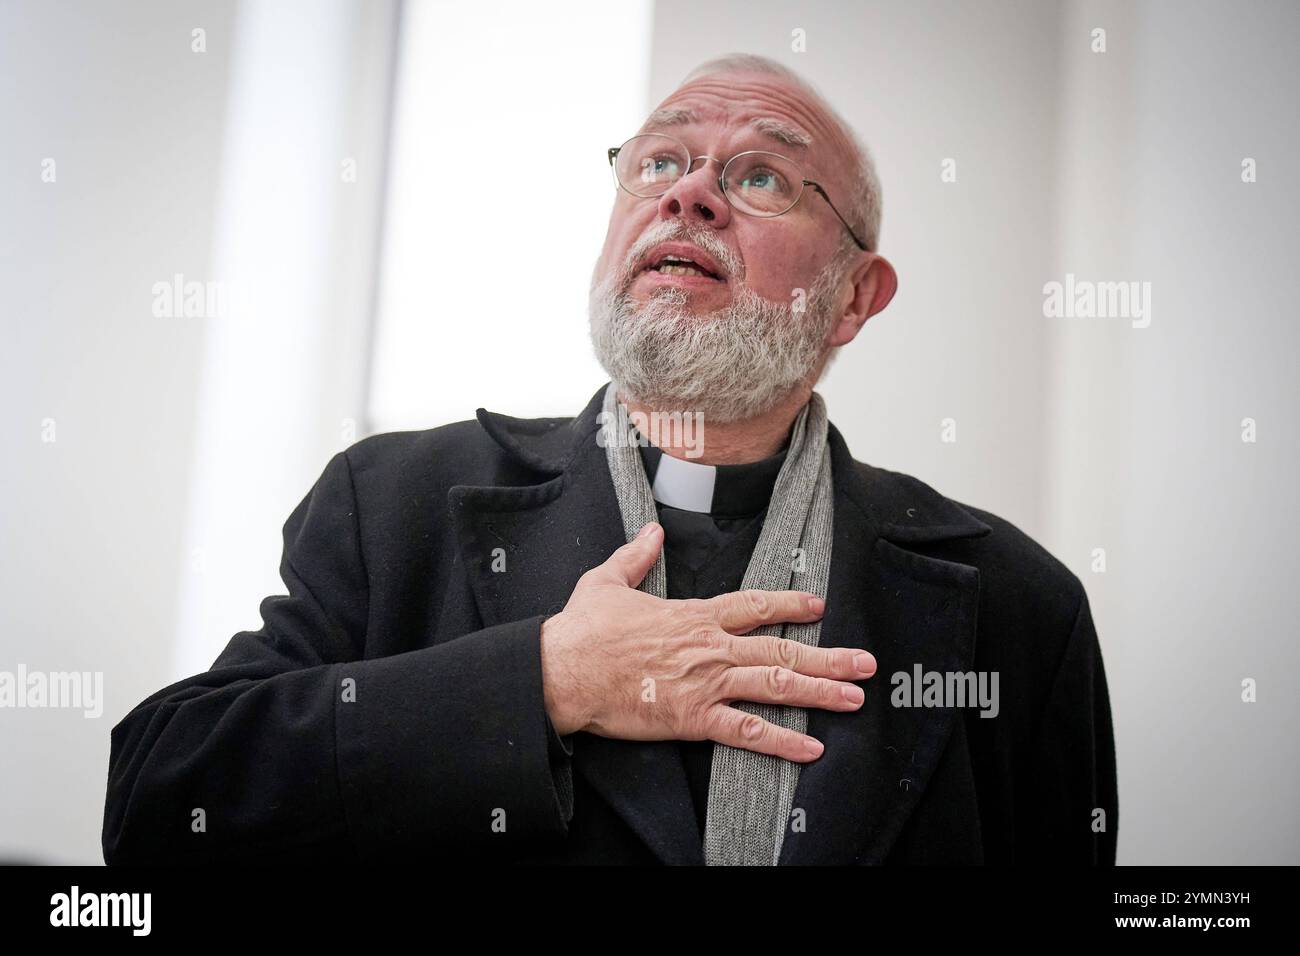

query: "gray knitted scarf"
(599, 381), (835, 865)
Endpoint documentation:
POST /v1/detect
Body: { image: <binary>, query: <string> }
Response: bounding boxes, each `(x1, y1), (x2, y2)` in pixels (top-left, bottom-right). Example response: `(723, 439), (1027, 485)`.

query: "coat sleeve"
(1022, 588), (1119, 864)
(102, 450), (575, 864)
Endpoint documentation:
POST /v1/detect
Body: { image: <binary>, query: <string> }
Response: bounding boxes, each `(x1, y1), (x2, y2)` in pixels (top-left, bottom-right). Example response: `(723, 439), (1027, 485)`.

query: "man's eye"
(742, 169), (784, 191)
(639, 155), (681, 182)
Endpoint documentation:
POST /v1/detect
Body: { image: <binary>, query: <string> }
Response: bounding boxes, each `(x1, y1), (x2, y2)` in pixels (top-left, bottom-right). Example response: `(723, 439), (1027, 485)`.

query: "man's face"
(588, 70), (869, 423)
(593, 69), (860, 319)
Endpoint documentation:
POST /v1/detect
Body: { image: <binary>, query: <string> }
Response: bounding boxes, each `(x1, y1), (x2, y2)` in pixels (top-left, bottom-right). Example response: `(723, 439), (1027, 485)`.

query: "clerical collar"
(635, 435), (788, 517)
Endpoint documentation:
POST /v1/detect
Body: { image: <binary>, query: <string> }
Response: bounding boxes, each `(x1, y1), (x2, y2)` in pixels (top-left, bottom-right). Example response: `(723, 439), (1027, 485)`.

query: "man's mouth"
(636, 244), (728, 283)
(648, 255), (721, 279)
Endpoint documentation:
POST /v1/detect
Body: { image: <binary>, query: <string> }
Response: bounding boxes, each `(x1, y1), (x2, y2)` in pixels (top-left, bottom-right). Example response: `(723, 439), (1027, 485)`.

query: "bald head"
(679, 54), (882, 253)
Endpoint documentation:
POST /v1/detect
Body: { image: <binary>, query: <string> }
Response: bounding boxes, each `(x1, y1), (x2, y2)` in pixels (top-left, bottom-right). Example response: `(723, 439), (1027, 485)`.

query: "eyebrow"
(642, 109), (812, 150)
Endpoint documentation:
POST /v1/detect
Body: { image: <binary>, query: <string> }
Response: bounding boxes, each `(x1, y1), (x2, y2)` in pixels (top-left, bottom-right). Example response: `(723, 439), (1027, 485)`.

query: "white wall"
(0, 0), (235, 863)
(0, 0), (394, 863)
(171, 0), (397, 679)
(366, 0), (654, 431)
(1045, 0), (1300, 864)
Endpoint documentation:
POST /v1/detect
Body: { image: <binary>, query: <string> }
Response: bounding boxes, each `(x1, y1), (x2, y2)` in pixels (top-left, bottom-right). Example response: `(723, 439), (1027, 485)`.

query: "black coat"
(103, 383), (1118, 865)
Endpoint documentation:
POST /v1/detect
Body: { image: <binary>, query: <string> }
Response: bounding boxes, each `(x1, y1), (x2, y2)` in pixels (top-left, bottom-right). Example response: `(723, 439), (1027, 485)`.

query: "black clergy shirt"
(544, 434), (788, 841)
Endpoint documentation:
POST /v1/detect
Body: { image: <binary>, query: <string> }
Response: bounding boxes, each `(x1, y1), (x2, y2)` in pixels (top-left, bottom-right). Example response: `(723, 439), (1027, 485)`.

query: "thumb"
(603, 522), (663, 588)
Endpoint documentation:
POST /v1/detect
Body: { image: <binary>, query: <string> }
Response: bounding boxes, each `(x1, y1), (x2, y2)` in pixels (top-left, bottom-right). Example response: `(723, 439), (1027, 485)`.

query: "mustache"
(615, 220), (744, 290)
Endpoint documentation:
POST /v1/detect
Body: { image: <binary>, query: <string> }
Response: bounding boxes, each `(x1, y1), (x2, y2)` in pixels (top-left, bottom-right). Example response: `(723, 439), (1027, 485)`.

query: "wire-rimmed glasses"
(607, 132), (868, 251)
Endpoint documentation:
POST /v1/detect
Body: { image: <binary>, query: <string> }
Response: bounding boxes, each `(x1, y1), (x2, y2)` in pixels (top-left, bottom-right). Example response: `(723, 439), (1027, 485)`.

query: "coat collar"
(452, 383), (991, 864)
(473, 383), (992, 545)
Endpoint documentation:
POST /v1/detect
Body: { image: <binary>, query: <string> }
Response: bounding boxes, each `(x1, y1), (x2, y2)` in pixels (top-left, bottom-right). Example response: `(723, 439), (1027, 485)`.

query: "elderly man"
(103, 54), (1117, 865)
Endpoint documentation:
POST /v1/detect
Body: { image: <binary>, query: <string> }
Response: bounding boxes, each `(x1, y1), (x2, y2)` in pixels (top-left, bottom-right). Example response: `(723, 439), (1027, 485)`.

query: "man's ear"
(825, 253), (898, 348)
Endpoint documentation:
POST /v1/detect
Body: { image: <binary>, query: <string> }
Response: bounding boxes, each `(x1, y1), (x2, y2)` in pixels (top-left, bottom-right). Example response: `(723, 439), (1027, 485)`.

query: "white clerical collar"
(651, 452), (717, 513)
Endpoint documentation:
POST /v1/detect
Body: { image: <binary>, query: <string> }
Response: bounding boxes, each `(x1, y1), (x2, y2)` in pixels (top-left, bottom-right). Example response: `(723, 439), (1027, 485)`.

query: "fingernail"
(637, 522), (658, 538)
(808, 596), (825, 614)
(842, 686), (864, 705)
(853, 652), (874, 674)
(804, 738), (824, 758)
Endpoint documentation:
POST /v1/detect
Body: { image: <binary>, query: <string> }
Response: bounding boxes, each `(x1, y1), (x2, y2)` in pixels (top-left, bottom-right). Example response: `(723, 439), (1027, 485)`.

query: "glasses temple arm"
(805, 180), (869, 251)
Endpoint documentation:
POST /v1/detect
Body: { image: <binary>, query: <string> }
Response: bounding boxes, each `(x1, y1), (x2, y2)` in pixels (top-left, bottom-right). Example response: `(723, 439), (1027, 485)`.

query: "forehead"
(641, 71), (851, 164)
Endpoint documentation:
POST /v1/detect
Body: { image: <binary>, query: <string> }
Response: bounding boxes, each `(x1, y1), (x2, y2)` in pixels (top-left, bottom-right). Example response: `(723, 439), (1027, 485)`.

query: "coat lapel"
(453, 385), (992, 866)
(777, 425), (990, 864)
(449, 385), (703, 865)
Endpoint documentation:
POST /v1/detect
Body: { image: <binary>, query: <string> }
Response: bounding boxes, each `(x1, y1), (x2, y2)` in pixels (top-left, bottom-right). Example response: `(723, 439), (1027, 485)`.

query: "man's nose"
(656, 156), (732, 229)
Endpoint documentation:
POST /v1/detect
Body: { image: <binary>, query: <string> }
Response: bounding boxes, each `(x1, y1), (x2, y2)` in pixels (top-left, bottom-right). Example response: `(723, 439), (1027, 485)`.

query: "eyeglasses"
(607, 132), (868, 251)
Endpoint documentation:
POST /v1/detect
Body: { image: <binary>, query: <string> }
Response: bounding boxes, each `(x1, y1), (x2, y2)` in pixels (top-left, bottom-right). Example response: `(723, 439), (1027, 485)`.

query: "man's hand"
(540, 522), (876, 762)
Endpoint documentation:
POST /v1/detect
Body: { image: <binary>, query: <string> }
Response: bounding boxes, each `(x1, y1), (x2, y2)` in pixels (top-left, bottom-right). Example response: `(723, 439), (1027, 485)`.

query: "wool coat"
(102, 383), (1118, 865)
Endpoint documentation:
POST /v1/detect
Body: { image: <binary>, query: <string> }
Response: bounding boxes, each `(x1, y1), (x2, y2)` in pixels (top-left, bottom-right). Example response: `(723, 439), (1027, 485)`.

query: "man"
(103, 54), (1117, 865)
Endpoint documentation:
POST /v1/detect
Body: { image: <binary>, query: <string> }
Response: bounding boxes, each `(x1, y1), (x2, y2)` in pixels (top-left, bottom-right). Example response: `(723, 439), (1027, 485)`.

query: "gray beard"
(588, 259), (848, 424)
